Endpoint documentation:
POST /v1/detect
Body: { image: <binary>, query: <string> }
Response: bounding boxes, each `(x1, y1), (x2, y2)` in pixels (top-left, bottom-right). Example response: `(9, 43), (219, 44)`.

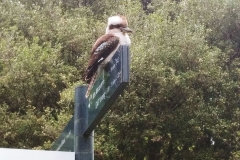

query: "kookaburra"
(85, 15), (132, 97)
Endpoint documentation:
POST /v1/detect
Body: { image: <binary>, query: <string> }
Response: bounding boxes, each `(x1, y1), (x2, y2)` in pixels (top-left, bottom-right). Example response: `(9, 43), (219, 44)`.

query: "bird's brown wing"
(85, 34), (119, 84)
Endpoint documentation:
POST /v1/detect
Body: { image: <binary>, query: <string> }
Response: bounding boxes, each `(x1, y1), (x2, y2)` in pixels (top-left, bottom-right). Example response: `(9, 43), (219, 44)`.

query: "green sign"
(51, 117), (74, 151)
(84, 46), (130, 135)
(51, 46), (129, 150)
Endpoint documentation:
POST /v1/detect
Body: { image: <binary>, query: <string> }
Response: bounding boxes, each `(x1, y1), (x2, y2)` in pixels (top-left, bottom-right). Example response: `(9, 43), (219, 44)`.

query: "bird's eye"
(109, 24), (122, 30)
(115, 24), (121, 28)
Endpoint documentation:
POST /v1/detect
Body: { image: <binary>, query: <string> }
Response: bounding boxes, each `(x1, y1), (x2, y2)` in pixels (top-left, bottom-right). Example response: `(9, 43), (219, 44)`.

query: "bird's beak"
(120, 27), (133, 33)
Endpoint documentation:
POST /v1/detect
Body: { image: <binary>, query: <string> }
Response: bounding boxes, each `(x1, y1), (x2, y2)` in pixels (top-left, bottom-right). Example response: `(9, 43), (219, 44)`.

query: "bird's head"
(106, 15), (132, 34)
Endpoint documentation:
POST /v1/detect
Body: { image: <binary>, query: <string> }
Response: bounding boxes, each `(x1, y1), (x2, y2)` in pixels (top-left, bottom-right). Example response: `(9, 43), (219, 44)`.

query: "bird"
(85, 15), (132, 97)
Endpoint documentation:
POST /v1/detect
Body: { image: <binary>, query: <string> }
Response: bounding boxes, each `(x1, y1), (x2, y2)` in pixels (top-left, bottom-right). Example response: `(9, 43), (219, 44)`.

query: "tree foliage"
(95, 0), (240, 159)
(0, 0), (240, 159)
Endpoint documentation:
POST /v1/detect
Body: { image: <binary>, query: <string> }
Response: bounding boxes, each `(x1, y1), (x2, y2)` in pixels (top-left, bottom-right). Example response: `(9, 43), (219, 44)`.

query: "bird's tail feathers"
(85, 73), (97, 98)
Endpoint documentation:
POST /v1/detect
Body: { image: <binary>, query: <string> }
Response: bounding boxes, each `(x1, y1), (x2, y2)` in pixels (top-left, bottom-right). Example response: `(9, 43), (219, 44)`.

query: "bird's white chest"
(114, 33), (131, 45)
(101, 33), (131, 65)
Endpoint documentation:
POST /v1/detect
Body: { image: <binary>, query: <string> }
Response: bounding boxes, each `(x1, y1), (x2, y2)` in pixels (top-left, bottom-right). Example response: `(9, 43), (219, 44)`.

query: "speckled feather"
(85, 34), (119, 84)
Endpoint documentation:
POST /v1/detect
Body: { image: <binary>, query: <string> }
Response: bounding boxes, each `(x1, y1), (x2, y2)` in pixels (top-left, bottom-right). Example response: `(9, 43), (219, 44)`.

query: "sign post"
(74, 86), (94, 160)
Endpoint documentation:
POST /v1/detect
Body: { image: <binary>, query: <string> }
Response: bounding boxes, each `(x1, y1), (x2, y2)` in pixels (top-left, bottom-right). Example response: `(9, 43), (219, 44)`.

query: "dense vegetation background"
(0, 0), (240, 159)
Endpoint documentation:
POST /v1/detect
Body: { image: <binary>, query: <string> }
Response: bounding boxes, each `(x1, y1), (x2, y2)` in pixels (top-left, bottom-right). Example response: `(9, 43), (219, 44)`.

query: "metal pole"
(74, 86), (94, 160)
